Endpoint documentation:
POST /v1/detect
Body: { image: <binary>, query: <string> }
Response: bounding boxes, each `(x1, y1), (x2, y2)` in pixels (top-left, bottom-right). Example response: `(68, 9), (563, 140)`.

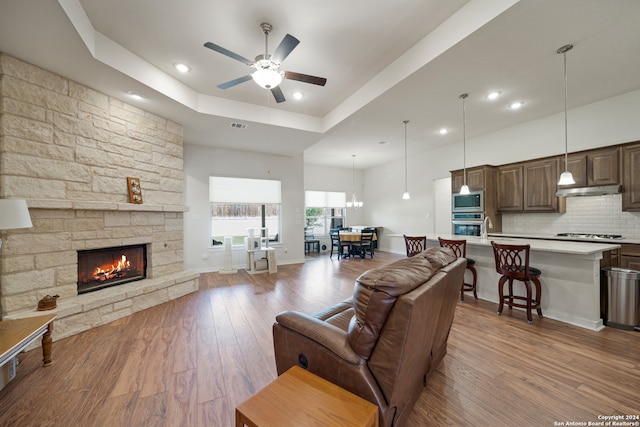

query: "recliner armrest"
(275, 310), (363, 365)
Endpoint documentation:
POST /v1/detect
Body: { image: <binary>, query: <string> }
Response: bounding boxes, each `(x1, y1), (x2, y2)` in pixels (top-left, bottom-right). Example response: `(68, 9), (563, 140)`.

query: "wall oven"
(452, 191), (484, 213)
(452, 212), (484, 237)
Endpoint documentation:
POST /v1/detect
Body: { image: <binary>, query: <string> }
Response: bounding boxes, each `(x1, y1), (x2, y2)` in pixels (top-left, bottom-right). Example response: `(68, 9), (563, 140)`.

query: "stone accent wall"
(0, 54), (198, 339)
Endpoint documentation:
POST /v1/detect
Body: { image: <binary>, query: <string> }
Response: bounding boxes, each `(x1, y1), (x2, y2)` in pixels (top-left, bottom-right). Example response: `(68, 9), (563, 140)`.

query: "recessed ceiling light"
(439, 128), (448, 135)
(174, 63), (190, 73)
(292, 91), (304, 100)
(127, 91), (144, 100)
(510, 101), (524, 109)
(487, 91), (501, 100)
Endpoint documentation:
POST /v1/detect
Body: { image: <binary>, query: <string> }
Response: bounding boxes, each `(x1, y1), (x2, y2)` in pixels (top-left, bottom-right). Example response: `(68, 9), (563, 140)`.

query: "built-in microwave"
(452, 191), (484, 213)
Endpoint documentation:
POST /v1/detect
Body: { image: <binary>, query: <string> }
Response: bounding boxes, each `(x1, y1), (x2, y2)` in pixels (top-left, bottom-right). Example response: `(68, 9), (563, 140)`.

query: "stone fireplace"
(0, 54), (199, 340)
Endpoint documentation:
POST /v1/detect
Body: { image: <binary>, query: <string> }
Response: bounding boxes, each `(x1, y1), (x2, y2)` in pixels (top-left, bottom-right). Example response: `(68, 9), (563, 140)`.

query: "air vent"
(230, 122), (247, 129)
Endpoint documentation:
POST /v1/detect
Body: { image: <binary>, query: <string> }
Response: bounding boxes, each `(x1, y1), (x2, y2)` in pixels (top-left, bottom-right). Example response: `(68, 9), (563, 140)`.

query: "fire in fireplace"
(77, 244), (147, 294)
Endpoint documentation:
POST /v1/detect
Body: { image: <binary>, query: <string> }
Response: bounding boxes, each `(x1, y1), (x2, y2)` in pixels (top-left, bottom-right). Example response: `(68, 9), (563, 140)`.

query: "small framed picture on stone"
(127, 177), (143, 204)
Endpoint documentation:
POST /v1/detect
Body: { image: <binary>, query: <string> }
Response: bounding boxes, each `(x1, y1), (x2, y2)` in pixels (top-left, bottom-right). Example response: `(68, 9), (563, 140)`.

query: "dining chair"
(403, 235), (427, 257)
(351, 231), (374, 259)
(304, 227), (320, 254)
(330, 229), (349, 259)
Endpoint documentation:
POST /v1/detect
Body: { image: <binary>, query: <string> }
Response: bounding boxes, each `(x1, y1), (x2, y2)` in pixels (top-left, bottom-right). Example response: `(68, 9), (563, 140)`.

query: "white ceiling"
(1, 0), (639, 169)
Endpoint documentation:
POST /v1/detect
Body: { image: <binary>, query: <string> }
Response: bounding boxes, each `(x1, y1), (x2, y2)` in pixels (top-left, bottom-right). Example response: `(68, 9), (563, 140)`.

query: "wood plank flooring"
(1, 251), (639, 426)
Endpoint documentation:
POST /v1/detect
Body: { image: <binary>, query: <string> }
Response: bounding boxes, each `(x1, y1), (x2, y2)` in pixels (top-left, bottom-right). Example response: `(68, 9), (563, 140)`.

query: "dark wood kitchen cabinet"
(497, 164), (523, 211)
(562, 147), (620, 189)
(497, 158), (562, 212)
(620, 244), (640, 270)
(588, 147), (620, 186)
(622, 142), (640, 211)
(561, 154), (587, 187)
(451, 166), (486, 193)
(523, 158), (560, 211)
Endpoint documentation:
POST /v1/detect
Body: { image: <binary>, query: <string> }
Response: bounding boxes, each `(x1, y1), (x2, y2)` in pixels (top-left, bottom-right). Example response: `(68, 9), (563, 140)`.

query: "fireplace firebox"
(77, 244), (147, 294)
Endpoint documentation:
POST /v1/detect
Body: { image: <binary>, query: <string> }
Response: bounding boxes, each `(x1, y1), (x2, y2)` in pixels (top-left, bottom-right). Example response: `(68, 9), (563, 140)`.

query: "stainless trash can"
(602, 267), (640, 330)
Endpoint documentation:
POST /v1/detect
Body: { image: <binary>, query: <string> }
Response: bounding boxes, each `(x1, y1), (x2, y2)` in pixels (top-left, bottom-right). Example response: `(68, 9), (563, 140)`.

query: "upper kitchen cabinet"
(497, 164), (523, 211)
(559, 147), (620, 188)
(588, 147), (620, 186)
(622, 142), (640, 211)
(561, 154), (587, 188)
(451, 166), (488, 193)
(524, 158), (560, 211)
(498, 158), (563, 213)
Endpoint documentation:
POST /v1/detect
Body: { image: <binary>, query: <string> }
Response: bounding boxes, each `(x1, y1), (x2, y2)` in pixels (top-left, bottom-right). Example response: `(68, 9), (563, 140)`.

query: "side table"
(236, 365), (378, 427)
(0, 313), (56, 369)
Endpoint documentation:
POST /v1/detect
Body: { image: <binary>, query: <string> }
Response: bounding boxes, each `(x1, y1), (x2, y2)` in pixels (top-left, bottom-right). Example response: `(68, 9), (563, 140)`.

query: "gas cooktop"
(556, 232), (623, 240)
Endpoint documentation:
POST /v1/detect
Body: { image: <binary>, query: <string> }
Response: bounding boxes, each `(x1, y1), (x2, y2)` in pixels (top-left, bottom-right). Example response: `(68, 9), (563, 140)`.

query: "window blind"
(305, 191), (346, 208)
(209, 177), (281, 204)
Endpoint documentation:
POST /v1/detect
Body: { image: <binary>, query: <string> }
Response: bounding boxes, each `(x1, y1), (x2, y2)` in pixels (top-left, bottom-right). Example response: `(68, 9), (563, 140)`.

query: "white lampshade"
(0, 199), (33, 230)
(252, 68), (283, 89)
(557, 171), (576, 186)
(402, 192), (411, 200)
(459, 185), (471, 195)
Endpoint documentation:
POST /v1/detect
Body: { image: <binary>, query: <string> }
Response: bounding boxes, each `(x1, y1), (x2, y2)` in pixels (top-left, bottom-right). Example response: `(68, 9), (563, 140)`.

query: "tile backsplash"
(502, 194), (640, 238)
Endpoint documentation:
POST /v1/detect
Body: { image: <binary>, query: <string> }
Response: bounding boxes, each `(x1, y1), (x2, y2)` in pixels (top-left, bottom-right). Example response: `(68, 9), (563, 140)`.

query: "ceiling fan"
(204, 23), (327, 103)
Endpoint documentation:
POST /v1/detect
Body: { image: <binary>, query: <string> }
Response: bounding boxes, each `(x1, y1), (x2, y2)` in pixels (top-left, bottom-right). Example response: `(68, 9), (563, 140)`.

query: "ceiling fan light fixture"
(252, 67), (283, 89)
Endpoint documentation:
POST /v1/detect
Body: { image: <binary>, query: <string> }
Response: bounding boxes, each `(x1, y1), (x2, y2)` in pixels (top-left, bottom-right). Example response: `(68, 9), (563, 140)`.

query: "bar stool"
(490, 241), (543, 324)
(403, 235), (427, 257)
(438, 237), (477, 301)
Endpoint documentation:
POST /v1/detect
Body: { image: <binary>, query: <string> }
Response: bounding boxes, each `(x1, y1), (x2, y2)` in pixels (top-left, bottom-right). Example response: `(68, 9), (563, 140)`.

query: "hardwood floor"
(1, 251), (639, 426)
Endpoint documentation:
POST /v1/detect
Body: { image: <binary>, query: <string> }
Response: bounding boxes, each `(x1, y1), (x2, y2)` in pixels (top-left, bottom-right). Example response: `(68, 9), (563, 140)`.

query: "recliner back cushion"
(347, 247), (456, 358)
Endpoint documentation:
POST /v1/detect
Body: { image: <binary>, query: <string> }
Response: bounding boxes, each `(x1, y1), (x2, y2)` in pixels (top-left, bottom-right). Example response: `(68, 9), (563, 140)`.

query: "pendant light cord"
(460, 93), (469, 186)
(404, 120), (409, 192)
(563, 49), (569, 170)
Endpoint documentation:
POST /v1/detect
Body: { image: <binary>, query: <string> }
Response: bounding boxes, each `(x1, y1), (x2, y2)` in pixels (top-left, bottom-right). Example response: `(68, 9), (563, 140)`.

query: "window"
(210, 177), (281, 246)
(305, 191), (346, 237)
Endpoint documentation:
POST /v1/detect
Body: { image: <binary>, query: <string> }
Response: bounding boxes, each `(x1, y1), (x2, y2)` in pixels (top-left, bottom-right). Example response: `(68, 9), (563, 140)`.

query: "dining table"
(339, 231), (378, 242)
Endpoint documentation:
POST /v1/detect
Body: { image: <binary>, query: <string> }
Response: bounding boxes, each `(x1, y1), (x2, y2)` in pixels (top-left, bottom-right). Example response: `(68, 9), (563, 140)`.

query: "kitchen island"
(425, 235), (621, 331)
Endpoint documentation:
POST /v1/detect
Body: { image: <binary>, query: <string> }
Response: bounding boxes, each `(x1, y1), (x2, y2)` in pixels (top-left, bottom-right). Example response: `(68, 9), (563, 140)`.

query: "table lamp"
(0, 199), (33, 249)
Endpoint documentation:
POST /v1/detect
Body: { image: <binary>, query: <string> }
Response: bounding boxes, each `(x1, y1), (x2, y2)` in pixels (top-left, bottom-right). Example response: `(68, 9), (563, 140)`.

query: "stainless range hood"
(556, 185), (621, 197)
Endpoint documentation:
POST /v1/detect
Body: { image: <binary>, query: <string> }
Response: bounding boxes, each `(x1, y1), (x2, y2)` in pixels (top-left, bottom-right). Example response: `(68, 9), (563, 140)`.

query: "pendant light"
(557, 43), (576, 186)
(459, 93), (470, 195)
(346, 154), (363, 209)
(402, 120), (411, 200)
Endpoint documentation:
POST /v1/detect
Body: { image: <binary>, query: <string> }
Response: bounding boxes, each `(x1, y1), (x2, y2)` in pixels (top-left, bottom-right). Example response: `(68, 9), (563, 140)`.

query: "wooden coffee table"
(235, 365), (378, 427)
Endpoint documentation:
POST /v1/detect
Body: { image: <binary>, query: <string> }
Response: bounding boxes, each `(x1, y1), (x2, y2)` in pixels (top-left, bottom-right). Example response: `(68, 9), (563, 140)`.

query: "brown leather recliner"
(273, 247), (466, 427)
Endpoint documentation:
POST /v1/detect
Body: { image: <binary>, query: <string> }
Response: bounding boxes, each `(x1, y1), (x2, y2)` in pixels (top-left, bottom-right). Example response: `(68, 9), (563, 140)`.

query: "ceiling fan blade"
(284, 71), (327, 86)
(217, 75), (253, 89)
(271, 34), (300, 64)
(204, 42), (254, 66)
(271, 86), (286, 103)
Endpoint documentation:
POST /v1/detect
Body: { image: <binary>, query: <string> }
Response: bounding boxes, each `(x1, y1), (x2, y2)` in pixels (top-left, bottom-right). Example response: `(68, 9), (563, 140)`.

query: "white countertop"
(488, 232), (640, 245)
(428, 234), (620, 255)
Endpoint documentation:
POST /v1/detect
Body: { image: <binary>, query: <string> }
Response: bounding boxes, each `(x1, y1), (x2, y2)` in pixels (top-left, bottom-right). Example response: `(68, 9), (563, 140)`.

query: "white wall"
(361, 89), (640, 253)
(184, 145), (305, 272)
(304, 163), (365, 227)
